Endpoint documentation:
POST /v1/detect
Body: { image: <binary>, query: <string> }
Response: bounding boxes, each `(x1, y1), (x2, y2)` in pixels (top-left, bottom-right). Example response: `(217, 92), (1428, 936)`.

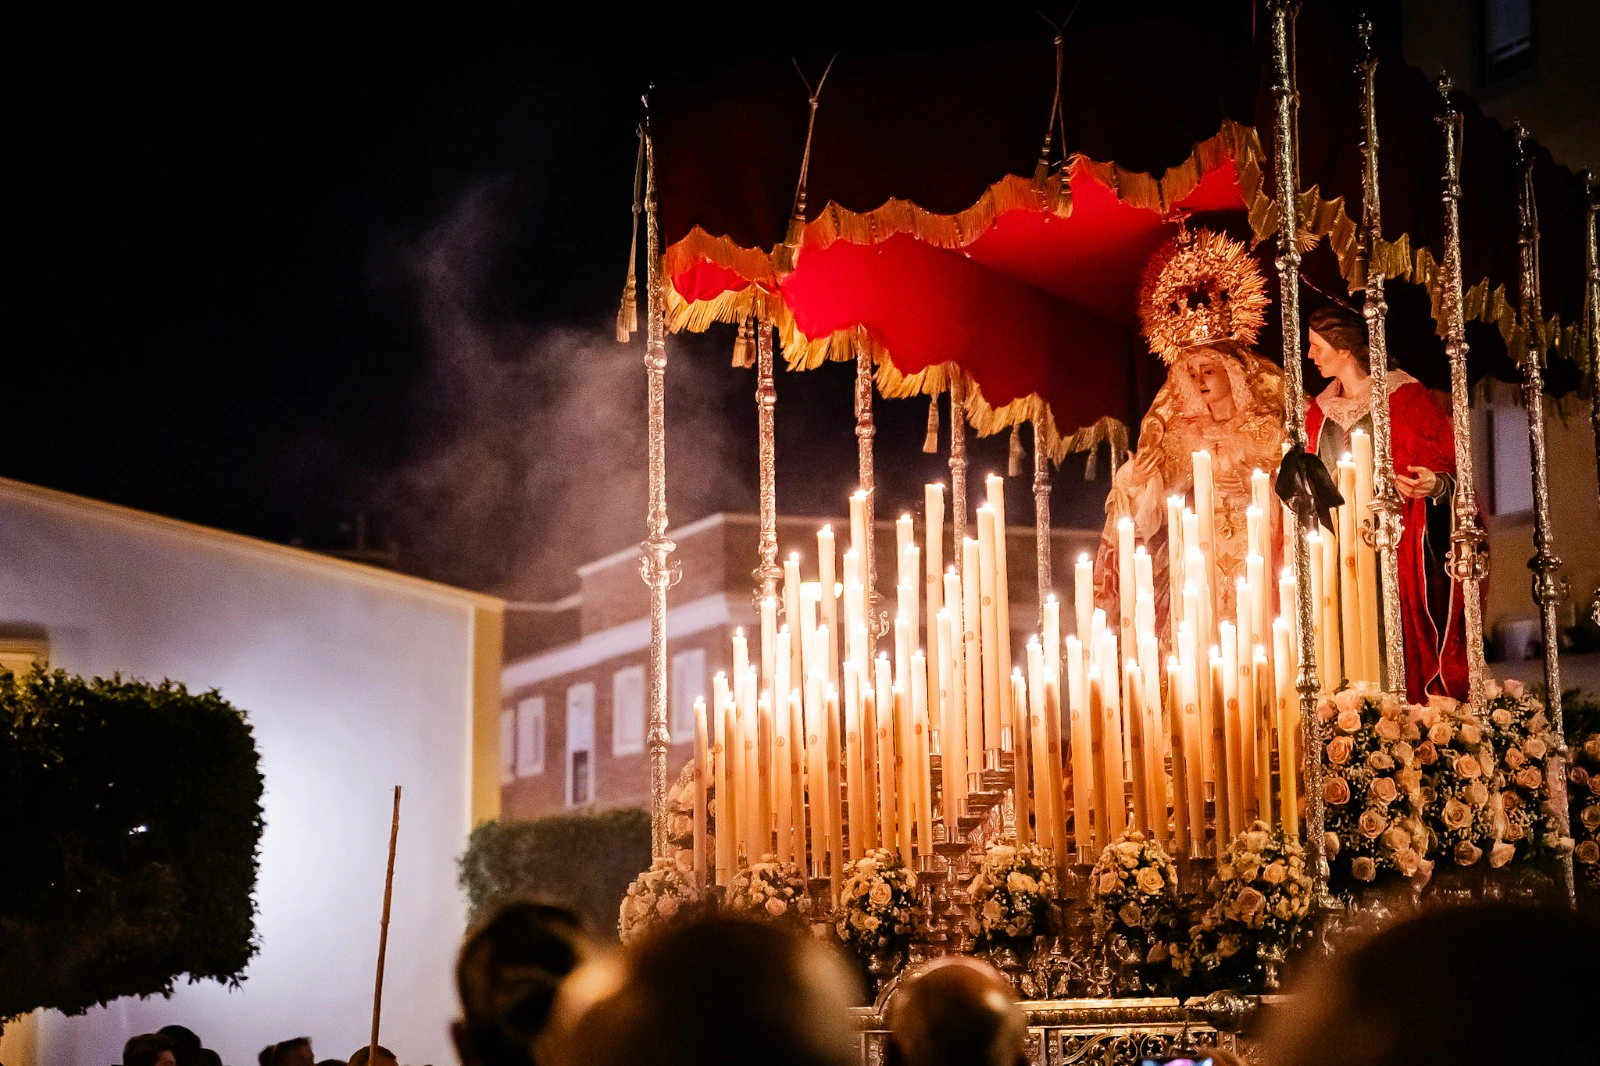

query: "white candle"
(713, 672), (732, 882)
(757, 689), (774, 858)
(732, 628), (749, 689)
(911, 652), (934, 857)
(1043, 595), (1062, 685)
(824, 684), (844, 891)
(788, 688), (807, 861)
(1117, 516), (1137, 681)
(849, 491), (869, 568)
(1011, 668), (1032, 846)
(963, 538), (986, 758)
(1337, 457), (1361, 682)
(938, 609), (968, 819)
(875, 656), (896, 853)
(1273, 619), (1299, 841)
(1351, 429), (1381, 684)
(818, 525), (839, 691)
(986, 475), (1015, 750)
(1177, 623), (1204, 855)
(893, 685), (913, 860)
(1167, 656), (1193, 856)
(774, 668), (794, 862)
(843, 661), (865, 860)
(693, 697), (709, 888)
(1027, 639), (1055, 856)
(925, 483), (945, 743)
(1220, 622), (1244, 838)
(760, 596), (778, 699)
(1167, 495), (1187, 639)
(1066, 634), (1092, 859)
(977, 506), (1003, 753)
(784, 554), (804, 690)
(1074, 553), (1094, 652)
(1125, 658), (1148, 835)
(1193, 450), (1217, 622)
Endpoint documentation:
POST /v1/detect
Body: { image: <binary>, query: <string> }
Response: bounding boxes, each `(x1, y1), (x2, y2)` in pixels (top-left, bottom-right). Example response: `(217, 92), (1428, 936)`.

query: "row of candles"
(684, 436), (1384, 889)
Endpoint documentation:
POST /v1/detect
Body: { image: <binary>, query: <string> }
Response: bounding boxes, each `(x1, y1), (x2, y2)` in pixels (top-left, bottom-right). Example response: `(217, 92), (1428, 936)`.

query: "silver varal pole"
(1355, 18), (1408, 696)
(1033, 411), (1053, 623)
(641, 121), (679, 857)
(1512, 124), (1577, 905)
(1434, 77), (1491, 703)
(1267, 0), (1329, 897)
(949, 372), (969, 547)
(856, 340), (881, 649)
(754, 320), (781, 601)
(1583, 173), (1600, 627)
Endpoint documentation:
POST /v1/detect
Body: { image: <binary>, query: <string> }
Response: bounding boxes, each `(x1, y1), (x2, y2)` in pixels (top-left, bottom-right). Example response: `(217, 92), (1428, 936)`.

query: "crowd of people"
(117, 900), (1599, 1066)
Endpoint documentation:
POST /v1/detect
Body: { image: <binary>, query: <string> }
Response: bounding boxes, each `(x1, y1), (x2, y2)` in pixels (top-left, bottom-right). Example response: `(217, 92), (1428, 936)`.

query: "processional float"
(616, 0), (1598, 1058)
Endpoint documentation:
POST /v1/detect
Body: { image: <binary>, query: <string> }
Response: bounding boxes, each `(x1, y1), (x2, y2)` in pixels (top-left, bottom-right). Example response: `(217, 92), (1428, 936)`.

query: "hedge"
(0, 668), (264, 1020)
(459, 808), (651, 938)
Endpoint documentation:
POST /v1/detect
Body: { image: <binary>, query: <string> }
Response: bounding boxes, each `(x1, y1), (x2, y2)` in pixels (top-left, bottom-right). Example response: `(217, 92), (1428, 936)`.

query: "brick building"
(500, 511), (1099, 821)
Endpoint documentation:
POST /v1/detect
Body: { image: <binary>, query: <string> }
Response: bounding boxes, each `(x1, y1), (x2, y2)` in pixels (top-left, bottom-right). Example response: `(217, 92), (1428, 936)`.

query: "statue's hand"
(1395, 465), (1439, 500)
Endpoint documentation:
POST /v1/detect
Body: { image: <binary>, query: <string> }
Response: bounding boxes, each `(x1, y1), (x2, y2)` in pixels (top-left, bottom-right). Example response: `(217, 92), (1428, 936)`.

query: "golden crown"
(1138, 225), (1269, 365)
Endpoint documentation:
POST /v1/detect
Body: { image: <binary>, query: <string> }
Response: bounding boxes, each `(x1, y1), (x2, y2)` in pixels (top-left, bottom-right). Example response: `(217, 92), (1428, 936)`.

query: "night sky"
(10, 4), (1118, 600)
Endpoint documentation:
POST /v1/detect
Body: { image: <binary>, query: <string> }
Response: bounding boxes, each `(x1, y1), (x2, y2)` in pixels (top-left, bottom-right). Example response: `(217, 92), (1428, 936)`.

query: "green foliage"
(459, 808), (651, 939)
(0, 668), (265, 1021)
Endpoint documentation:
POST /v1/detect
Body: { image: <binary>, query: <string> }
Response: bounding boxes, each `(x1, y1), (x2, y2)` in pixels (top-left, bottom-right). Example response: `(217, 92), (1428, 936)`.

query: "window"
(1482, 0), (1533, 85)
(0, 638), (47, 676)
(670, 648), (706, 744)
(612, 665), (646, 756)
(1490, 406), (1533, 515)
(499, 710), (516, 785)
(516, 696), (546, 777)
(567, 682), (596, 807)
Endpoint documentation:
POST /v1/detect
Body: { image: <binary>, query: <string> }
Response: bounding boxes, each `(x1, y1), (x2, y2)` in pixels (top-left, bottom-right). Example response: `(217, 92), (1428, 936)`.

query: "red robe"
(1307, 382), (1472, 703)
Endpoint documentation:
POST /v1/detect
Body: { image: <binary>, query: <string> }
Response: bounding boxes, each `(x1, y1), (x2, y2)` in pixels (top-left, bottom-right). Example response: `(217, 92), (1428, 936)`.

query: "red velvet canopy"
(650, 1), (1592, 454)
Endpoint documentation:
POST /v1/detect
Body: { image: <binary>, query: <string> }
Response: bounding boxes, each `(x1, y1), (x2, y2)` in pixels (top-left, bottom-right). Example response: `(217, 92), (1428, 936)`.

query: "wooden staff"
(369, 785), (401, 1066)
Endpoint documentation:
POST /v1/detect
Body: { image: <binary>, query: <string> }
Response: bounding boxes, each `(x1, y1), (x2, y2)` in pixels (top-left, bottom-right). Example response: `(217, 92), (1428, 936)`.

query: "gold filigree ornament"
(1139, 224), (1270, 365)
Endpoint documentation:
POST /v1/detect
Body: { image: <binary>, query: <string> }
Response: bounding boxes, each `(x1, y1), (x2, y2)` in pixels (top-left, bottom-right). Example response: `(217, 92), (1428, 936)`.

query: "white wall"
(0, 482), (486, 1066)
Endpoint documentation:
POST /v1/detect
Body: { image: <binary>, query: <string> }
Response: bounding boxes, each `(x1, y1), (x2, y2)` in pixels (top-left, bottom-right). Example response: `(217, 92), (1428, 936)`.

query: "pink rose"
(1136, 866), (1167, 895)
(1585, 736), (1600, 761)
(1504, 821), (1525, 842)
(1382, 826), (1411, 852)
(1358, 807), (1388, 839)
(1337, 709), (1363, 735)
(1417, 741), (1439, 766)
(1324, 831), (1341, 858)
(1504, 747), (1526, 769)
(1327, 736), (1354, 765)
(869, 882), (893, 907)
(1324, 776), (1352, 805)
(1098, 871), (1120, 895)
(656, 894), (680, 918)
(1491, 708), (1514, 727)
(1502, 790), (1523, 812)
(1370, 777), (1399, 805)
(1576, 840), (1600, 865)
(1458, 723), (1482, 746)
(1368, 750), (1395, 772)
(1515, 767), (1543, 791)
(1580, 805), (1600, 832)
(1395, 848), (1421, 877)
(1429, 723), (1453, 746)
(1335, 688), (1361, 714)
(1569, 767), (1589, 790)
(1440, 798), (1473, 831)
(1523, 737), (1547, 760)
(1392, 741), (1414, 765)
(1465, 781), (1489, 808)
(1454, 754), (1482, 780)
(1453, 840), (1483, 866)
(1488, 841), (1516, 869)
(1235, 886), (1267, 922)
(1504, 678), (1525, 698)
(1317, 698), (1337, 722)
(1375, 718), (1402, 742)
(765, 897), (789, 917)
(1530, 711), (1549, 732)
(1351, 856), (1377, 882)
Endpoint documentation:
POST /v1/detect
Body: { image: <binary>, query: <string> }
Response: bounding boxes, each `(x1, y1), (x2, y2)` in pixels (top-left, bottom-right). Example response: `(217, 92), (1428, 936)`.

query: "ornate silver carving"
(857, 340), (883, 646)
(1266, 0), (1330, 901)
(1034, 413), (1053, 621)
(754, 320), (782, 602)
(950, 372), (969, 549)
(1354, 18), (1408, 696)
(640, 122), (680, 857)
(1582, 173), (1600, 627)
(1434, 77), (1490, 703)
(1512, 124), (1577, 906)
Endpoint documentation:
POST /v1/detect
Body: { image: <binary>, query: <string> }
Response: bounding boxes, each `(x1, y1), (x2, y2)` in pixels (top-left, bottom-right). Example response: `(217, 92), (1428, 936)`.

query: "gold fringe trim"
(659, 116), (1591, 452)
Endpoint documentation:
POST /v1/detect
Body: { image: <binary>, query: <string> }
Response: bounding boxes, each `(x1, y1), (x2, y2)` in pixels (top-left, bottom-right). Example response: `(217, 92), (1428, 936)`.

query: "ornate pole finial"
(1353, 9), (1408, 696)
(1512, 123), (1577, 906)
(1265, 0), (1331, 903)
(1433, 70), (1491, 703)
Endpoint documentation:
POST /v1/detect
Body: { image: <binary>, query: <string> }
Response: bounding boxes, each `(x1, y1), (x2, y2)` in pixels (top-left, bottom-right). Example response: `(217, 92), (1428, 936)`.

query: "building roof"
(0, 477), (504, 611)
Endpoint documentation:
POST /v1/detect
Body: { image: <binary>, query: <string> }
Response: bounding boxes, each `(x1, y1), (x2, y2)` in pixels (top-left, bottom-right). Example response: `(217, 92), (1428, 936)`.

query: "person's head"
(124, 1033), (177, 1066)
(156, 1026), (202, 1066)
(270, 1038), (314, 1066)
(556, 918), (860, 1066)
(1307, 304), (1371, 380)
(1263, 902), (1600, 1066)
(1176, 341), (1255, 422)
(345, 1047), (398, 1066)
(885, 957), (1027, 1066)
(453, 901), (587, 1066)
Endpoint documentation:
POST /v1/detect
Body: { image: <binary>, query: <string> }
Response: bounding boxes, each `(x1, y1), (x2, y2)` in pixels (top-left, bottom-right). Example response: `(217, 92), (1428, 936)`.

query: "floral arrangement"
(1169, 823), (1312, 986)
(725, 857), (812, 927)
(835, 847), (920, 959)
(1316, 685), (1430, 886)
(1412, 697), (1505, 869)
(618, 856), (701, 946)
(1569, 726), (1600, 891)
(969, 841), (1058, 949)
(1088, 831), (1179, 939)
(1482, 679), (1570, 861)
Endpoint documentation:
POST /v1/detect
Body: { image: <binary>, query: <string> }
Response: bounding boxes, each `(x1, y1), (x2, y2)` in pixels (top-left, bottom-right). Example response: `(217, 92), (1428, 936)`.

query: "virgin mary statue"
(1096, 226), (1284, 632)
